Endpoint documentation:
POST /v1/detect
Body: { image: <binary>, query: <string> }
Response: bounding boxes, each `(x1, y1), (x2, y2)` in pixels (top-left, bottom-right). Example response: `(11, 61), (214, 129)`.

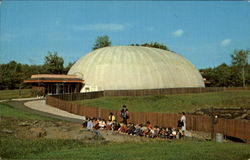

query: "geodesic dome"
(68, 46), (204, 92)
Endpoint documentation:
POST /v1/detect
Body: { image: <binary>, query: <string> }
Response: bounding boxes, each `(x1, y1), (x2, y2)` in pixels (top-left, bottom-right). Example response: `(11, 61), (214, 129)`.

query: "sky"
(0, 1), (250, 69)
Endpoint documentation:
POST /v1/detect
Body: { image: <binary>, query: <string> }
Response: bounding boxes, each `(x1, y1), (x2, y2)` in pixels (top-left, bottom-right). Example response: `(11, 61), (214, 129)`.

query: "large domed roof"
(68, 46), (204, 91)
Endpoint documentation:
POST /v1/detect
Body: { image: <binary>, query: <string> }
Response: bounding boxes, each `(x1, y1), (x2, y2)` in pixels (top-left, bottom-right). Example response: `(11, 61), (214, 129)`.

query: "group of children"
(82, 111), (185, 140)
(116, 121), (184, 139)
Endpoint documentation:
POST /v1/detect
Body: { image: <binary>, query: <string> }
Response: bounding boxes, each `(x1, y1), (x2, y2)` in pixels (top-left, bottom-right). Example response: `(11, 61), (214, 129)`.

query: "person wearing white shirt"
(180, 112), (186, 135)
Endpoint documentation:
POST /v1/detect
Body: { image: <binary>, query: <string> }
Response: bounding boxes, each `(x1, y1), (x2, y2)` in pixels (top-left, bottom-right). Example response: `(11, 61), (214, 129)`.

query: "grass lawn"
(0, 102), (55, 121)
(1, 138), (249, 160)
(74, 90), (250, 113)
(0, 89), (33, 100)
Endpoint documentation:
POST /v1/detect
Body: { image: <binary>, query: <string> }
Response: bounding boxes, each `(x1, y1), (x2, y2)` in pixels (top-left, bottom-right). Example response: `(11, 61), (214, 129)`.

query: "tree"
(130, 42), (169, 51)
(0, 61), (23, 89)
(231, 49), (249, 87)
(43, 51), (64, 74)
(200, 63), (245, 87)
(92, 35), (112, 50)
(64, 62), (74, 74)
(215, 63), (232, 87)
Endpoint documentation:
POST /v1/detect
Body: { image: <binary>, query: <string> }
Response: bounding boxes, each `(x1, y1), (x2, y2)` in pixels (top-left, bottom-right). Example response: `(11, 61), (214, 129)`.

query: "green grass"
(1, 138), (249, 160)
(0, 102), (55, 121)
(74, 91), (250, 113)
(0, 89), (33, 100)
(0, 138), (97, 159)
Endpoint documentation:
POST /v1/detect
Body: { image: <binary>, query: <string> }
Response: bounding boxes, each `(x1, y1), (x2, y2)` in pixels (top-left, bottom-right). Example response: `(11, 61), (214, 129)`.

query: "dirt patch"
(193, 107), (250, 120)
(1, 117), (211, 142)
(0, 117), (151, 142)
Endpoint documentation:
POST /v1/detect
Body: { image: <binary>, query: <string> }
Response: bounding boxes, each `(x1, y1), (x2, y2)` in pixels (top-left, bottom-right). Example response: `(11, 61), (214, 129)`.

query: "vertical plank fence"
(46, 94), (250, 141)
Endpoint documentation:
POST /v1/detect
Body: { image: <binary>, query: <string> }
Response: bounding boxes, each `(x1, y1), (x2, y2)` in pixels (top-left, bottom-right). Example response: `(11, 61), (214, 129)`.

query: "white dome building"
(68, 46), (204, 92)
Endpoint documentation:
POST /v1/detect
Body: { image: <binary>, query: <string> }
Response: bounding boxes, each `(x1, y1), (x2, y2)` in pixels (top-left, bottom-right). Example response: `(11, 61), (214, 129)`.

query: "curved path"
(24, 100), (85, 121)
(5, 100), (85, 123)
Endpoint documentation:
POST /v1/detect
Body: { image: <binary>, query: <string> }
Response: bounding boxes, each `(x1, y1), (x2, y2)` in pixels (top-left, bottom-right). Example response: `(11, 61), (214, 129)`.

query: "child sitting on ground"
(82, 117), (88, 128)
(87, 118), (93, 131)
(127, 123), (135, 135)
(108, 112), (116, 123)
(118, 123), (128, 134)
(98, 119), (106, 129)
(93, 118), (100, 130)
(159, 127), (167, 138)
(134, 124), (143, 136)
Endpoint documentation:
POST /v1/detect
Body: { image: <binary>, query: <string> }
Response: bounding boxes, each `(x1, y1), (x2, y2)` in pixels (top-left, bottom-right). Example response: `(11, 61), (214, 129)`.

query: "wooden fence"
(103, 87), (226, 96)
(46, 95), (250, 141)
(50, 91), (104, 101)
(47, 87), (250, 100)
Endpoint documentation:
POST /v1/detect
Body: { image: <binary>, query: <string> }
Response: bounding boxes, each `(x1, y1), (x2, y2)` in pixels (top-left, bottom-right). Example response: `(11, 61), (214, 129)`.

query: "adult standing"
(120, 105), (129, 124)
(180, 112), (186, 135)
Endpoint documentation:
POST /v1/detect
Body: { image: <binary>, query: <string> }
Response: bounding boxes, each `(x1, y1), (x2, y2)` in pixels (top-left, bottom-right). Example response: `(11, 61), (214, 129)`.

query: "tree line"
(92, 35), (169, 51)
(201, 49), (249, 87)
(200, 63), (250, 87)
(130, 42), (169, 51)
(0, 52), (72, 89)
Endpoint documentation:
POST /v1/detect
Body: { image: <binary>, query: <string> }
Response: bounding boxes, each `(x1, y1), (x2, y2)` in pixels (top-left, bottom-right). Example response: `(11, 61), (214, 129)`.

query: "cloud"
(173, 29), (184, 37)
(221, 39), (231, 46)
(72, 23), (125, 31)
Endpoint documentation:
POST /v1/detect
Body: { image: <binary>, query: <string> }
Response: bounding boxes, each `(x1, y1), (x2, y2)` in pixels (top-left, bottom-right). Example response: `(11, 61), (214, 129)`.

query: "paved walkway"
(24, 100), (85, 121)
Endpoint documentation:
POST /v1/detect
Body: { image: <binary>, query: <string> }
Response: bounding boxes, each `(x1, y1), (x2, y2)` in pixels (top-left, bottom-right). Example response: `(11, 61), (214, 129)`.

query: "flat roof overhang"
(24, 74), (84, 83)
(24, 79), (84, 83)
